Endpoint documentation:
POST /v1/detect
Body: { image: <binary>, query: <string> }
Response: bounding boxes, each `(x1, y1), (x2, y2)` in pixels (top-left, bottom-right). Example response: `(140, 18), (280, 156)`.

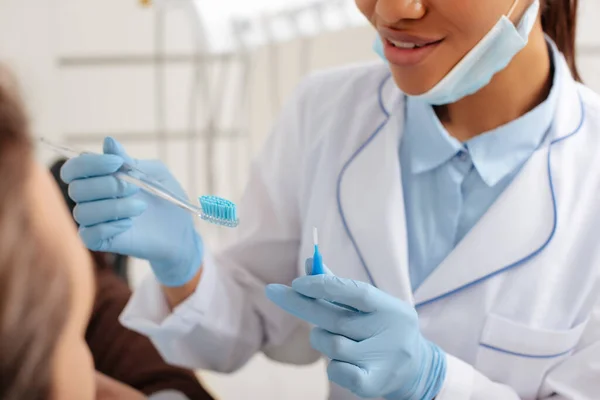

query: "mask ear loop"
(506, 0), (521, 18)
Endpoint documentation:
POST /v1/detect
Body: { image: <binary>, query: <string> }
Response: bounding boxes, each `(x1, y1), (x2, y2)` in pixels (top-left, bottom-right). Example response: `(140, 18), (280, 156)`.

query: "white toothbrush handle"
(114, 171), (203, 216)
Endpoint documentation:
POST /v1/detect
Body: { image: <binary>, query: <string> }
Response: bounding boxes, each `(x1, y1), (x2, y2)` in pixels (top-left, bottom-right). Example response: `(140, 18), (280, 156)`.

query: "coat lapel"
(337, 76), (413, 303)
(413, 148), (554, 306)
(413, 52), (585, 307)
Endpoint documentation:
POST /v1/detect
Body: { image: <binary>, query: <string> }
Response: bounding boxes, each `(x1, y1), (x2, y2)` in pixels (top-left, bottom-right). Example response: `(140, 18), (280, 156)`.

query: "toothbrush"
(311, 227), (325, 275)
(39, 137), (239, 228)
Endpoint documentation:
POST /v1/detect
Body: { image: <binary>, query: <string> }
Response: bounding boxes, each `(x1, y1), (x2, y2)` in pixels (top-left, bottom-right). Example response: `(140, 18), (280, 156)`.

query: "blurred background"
(1, 0), (598, 398)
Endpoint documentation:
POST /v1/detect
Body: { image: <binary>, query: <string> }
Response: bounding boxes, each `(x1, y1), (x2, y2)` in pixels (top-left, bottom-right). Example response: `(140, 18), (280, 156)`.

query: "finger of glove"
(327, 360), (372, 398)
(292, 274), (384, 313)
(266, 284), (356, 336)
(310, 328), (361, 362)
(74, 198), (147, 227)
(60, 153), (124, 183)
(68, 175), (139, 202)
(305, 258), (334, 275)
(304, 259), (360, 312)
(79, 219), (133, 251)
(103, 136), (136, 165)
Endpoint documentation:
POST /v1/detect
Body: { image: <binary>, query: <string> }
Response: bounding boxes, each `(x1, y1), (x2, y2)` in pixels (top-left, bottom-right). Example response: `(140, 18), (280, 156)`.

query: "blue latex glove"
(60, 137), (203, 287)
(266, 260), (446, 400)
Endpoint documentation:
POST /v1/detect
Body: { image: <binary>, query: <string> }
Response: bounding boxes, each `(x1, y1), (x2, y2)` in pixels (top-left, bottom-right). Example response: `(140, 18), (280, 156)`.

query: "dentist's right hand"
(61, 137), (203, 288)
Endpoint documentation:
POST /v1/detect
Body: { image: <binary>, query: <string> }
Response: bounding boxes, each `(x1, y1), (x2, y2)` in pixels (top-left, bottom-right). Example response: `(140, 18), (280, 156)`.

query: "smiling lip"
(378, 28), (444, 67)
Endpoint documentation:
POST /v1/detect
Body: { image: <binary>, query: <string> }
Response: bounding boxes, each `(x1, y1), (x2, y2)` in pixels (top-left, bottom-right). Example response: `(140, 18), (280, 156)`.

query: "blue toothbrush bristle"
(198, 195), (239, 227)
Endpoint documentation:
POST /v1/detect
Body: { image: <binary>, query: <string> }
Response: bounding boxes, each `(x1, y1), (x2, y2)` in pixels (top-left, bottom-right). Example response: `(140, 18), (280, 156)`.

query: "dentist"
(61, 0), (600, 399)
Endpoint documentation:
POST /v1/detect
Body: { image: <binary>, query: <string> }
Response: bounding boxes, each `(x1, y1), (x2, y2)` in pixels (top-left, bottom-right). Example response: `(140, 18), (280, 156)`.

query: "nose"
(375, 0), (425, 25)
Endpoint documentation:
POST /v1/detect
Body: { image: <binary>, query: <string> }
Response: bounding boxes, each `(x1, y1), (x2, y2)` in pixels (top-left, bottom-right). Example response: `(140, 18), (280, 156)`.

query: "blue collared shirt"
(401, 44), (561, 291)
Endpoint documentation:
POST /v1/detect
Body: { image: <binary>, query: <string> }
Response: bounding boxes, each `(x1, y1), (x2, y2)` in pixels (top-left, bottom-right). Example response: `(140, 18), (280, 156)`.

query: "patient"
(0, 66), (98, 398)
(0, 67), (146, 399)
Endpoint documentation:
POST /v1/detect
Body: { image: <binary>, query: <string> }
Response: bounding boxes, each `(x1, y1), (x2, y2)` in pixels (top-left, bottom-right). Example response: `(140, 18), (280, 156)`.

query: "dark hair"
(0, 67), (71, 399)
(541, 0), (581, 82)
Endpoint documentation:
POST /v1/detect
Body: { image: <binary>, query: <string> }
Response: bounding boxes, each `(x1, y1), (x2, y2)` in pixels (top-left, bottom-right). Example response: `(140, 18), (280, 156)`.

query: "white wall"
(1, 1), (599, 399)
(577, 0), (600, 90)
(0, 0), (59, 163)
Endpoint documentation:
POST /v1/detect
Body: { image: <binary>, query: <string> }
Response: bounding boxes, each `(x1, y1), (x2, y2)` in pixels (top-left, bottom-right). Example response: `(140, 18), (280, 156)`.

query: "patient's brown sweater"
(85, 263), (215, 400)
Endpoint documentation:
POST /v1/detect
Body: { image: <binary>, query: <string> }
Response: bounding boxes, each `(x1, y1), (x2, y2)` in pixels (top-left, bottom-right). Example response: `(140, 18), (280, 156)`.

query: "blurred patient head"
(0, 67), (96, 399)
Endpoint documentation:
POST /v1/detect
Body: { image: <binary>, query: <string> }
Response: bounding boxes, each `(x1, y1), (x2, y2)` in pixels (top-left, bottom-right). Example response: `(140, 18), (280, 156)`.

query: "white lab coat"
(121, 51), (600, 399)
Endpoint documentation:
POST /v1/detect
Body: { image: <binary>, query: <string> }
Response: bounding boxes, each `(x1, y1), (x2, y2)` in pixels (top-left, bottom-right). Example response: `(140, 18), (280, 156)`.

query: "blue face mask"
(373, 0), (540, 105)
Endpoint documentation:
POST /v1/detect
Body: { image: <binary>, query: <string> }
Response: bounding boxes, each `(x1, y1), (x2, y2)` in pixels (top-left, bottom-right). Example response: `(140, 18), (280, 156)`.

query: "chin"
(389, 66), (442, 96)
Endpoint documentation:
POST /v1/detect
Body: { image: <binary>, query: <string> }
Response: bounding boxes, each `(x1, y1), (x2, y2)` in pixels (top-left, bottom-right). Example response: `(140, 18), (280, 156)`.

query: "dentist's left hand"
(266, 265), (447, 400)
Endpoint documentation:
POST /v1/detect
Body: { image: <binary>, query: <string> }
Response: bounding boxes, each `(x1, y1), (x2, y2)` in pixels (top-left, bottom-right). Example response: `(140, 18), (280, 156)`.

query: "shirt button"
(457, 150), (468, 161)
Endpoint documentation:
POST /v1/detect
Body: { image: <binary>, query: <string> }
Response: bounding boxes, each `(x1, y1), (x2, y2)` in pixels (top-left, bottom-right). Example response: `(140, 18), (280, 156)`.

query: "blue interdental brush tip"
(311, 227), (324, 275)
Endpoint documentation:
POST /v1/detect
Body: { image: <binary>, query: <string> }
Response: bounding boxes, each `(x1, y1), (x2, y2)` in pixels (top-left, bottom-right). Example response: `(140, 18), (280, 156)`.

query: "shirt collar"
(468, 41), (561, 186)
(402, 96), (464, 174)
(402, 39), (561, 187)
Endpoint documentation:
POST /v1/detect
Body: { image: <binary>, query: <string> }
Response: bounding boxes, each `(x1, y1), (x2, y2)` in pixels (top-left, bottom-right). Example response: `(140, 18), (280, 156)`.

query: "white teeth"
(389, 40), (422, 49)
